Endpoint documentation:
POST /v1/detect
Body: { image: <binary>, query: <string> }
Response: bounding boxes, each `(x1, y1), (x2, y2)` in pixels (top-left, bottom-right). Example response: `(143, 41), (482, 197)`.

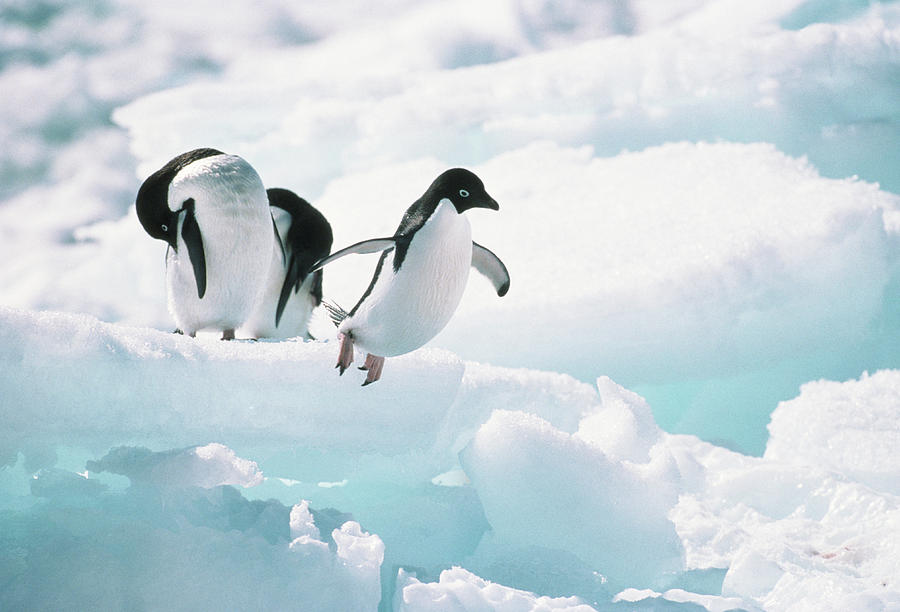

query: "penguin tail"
(322, 300), (349, 328)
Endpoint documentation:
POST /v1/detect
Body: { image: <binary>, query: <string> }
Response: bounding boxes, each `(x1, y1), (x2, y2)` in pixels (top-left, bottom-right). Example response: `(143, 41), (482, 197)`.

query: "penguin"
(311, 168), (510, 385)
(240, 188), (333, 339)
(136, 148), (274, 339)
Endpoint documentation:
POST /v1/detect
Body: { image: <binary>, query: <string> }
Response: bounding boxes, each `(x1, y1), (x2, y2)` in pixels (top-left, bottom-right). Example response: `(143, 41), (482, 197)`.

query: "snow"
(2, 0), (900, 610)
(3, 308), (900, 610)
(460, 409), (684, 592)
(765, 370), (900, 495)
(395, 567), (597, 612)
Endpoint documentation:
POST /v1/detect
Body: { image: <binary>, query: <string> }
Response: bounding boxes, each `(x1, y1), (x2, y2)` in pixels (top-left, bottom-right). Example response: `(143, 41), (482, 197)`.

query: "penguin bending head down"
(136, 148), (274, 339)
(311, 168), (510, 385)
(240, 188), (333, 339)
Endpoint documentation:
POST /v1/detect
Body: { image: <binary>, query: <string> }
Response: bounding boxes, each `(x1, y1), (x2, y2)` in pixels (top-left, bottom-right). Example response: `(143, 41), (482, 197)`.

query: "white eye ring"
(161, 224), (168, 232)
(459, 189), (469, 197)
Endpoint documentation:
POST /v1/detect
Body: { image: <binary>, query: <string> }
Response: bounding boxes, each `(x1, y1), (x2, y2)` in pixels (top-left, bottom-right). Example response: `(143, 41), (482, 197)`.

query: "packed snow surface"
(2, 0), (900, 610)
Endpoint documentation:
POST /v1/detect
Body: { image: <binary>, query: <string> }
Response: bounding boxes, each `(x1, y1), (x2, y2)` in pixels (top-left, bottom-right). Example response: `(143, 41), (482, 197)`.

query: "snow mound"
(765, 370), (900, 495)
(461, 409), (684, 592)
(395, 567), (596, 612)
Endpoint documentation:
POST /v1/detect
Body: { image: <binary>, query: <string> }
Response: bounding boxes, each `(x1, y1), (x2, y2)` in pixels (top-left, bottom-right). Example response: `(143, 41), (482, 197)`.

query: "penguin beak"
(480, 195), (500, 211)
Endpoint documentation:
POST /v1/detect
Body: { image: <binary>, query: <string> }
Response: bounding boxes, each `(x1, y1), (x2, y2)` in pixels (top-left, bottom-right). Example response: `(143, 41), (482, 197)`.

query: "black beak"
(481, 195), (500, 211)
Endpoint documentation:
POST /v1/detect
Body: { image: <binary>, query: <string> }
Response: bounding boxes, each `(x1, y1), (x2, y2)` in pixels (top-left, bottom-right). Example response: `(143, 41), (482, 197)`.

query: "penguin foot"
(336, 332), (354, 375)
(358, 353), (376, 371)
(221, 329), (236, 341)
(361, 354), (384, 386)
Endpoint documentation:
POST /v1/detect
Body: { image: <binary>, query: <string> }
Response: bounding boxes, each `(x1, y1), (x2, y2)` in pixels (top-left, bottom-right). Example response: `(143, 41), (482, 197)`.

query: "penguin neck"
(415, 199), (471, 254)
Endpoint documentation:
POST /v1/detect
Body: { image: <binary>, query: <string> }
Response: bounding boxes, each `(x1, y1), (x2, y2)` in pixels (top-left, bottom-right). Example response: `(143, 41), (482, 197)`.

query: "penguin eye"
(459, 189), (470, 198)
(161, 224), (168, 232)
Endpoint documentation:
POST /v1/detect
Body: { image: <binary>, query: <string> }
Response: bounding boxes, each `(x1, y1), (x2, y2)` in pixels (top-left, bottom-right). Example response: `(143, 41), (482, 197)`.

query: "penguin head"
(136, 177), (179, 248)
(136, 148), (224, 248)
(429, 168), (499, 214)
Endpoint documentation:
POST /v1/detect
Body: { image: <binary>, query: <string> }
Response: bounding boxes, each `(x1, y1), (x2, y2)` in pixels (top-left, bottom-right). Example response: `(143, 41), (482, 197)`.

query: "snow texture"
(2, 0), (900, 610)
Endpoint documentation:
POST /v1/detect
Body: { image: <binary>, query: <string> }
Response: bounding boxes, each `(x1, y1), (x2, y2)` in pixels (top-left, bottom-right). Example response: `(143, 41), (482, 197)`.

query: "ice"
(3, 307), (900, 609)
(3, 462), (384, 610)
(3, 0), (900, 609)
(85, 443), (264, 489)
(668, 435), (900, 610)
(395, 567), (597, 612)
(0, 306), (466, 469)
(765, 370), (900, 495)
(460, 409), (684, 592)
(614, 588), (750, 612)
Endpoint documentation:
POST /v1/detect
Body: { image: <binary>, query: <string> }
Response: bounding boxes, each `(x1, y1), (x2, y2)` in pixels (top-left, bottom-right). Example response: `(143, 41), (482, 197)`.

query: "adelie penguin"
(311, 168), (510, 385)
(136, 148), (274, 339)
(240, 188), (333, 339)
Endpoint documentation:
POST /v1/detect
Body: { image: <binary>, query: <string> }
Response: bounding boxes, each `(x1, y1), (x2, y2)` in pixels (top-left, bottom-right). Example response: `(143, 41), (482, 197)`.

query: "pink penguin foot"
(336, 332), (354, 375)
(361, 354), (385, 386)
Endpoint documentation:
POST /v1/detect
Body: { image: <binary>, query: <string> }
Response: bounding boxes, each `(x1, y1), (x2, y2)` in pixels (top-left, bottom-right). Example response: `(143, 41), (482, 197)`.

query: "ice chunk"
(575, 376), (661, 463)
(613, 587), (752, 612)
(667, 433), (900, 611)
(290, 499), (321, 540)
(0, 306), (465, 471)
(334, 520), (385, 569)
(86, 443), (263, 489)
(395, 567), (597, 612)
(1, 451), (384, 611)
(460, 410), (684, 591)
(765, 370), (900, 495)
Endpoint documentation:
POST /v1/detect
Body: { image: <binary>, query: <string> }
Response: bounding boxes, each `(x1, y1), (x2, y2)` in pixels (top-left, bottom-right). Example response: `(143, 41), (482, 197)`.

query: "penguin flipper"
(309, 238), (395, 272)
(276, 252), (327, 327)
(310, 269), (324, 306)
(275, 255), (302, 327)
(472, 241), (510, 297)
(272, 213), (286, 266)
(181, 200), (207, 299)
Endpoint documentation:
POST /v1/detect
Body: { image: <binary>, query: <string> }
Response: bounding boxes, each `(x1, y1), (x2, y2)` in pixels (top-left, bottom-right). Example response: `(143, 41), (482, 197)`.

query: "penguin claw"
(361, 354), (385, 386)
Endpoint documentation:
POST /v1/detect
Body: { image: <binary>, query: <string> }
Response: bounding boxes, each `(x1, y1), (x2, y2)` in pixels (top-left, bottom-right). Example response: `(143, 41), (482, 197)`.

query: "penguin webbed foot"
(336, 332), (354, 375)
(221, 329), (235, 341)
(360, 354), (384, 386)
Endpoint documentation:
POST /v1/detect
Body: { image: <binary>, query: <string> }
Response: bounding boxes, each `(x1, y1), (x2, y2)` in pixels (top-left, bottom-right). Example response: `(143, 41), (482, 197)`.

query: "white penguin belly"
(166, 155), (273, 334)
(344, 201), (472, 357)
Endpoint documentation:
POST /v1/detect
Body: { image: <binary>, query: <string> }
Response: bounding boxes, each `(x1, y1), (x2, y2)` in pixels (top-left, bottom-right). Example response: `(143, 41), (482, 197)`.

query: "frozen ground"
(2, 0), (900, 610)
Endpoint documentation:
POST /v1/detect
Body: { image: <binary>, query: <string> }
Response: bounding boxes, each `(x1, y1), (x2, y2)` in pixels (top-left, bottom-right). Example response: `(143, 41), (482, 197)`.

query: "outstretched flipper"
(472, 241), (510, 297)
(180, 198), (207, 299)
(309, 238), (396, 272)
